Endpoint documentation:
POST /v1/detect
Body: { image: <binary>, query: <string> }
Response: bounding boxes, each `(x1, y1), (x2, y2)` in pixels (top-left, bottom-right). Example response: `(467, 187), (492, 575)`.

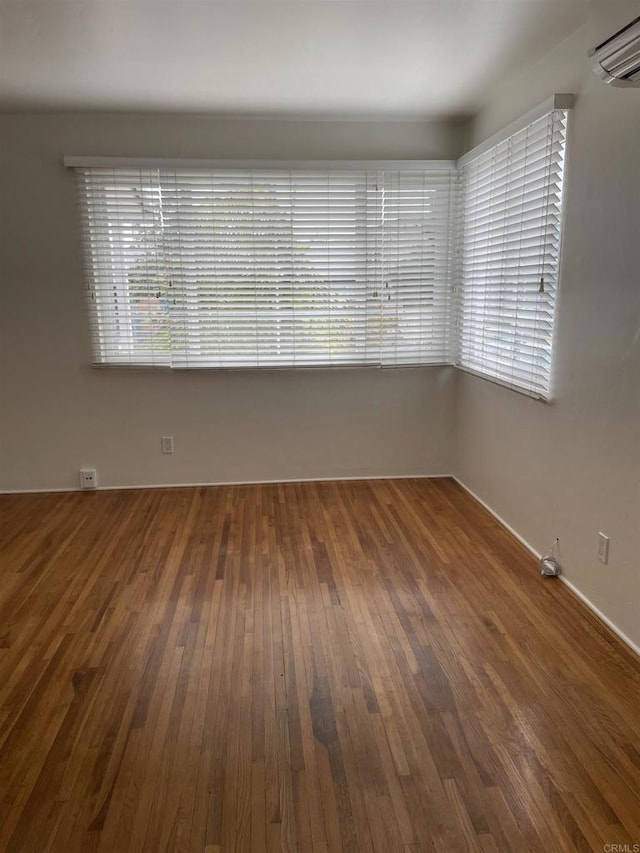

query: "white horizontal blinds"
(77, 168), (172, 366)
(458, 109), (568, 399)
(381, 169), (458, 365)
(163, 169), (380, 367)
(75, 164), (456, 368)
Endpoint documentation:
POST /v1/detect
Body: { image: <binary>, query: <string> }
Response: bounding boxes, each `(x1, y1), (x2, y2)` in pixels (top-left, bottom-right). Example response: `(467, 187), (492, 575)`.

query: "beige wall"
(0, 113), (466, 491)
(455, 4), (640, 649)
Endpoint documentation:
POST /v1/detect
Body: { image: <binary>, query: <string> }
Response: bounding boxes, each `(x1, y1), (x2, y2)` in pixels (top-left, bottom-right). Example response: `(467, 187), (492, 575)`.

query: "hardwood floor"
(0, 478), (638, 852)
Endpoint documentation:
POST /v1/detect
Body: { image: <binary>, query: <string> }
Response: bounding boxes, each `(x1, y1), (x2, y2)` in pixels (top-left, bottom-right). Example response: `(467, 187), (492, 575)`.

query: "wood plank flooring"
(0, 478), (639, 852)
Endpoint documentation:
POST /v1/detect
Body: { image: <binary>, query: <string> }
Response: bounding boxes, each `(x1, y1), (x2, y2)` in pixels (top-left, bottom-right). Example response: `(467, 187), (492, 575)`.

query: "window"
(71, 102), (569, 396)
(457, 109), (568, 399)
(76, 165), (457, 368)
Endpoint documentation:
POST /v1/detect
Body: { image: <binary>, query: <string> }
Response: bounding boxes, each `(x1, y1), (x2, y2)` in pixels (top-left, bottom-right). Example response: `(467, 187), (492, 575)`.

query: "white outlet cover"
(598, 532), (610, 564)
(79, 468), (97, 489)
(161, 436), (174, 454)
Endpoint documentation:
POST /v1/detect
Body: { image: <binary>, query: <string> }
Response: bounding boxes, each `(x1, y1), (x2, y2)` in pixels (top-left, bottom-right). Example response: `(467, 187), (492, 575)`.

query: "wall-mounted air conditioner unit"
(590, 16), (640, 86)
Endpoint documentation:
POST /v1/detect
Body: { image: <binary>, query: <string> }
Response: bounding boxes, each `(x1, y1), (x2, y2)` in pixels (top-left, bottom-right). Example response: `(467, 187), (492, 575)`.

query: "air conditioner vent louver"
(590, 16), (640, 85)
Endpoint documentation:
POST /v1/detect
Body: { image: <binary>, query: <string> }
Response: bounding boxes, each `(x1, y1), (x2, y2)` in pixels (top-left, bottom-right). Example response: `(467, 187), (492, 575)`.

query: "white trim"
(453, 476), (640, 659)
(88, 363), (456, 373)
(457, 93), (575, 168)
(455, 365), (551, 404)
(0, 473), (451, 495)
(63, 156), (457, 171)
(0, 486), (81, 495)
(453, 477), (542, 559)
(559, 576), (640, 658)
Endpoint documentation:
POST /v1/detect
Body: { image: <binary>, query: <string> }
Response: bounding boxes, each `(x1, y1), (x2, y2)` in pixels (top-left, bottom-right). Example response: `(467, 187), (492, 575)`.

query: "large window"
(457, 109), (568, 399)
(76, 165), (457, 368)
(72, 104), (568, 398)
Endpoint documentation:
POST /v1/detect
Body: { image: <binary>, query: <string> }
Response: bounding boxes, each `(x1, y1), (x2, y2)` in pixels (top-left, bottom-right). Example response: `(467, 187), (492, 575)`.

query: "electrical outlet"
(161, 436), (174, 454)
(79, 468), (97, 490)
(598, 532), (610, 564)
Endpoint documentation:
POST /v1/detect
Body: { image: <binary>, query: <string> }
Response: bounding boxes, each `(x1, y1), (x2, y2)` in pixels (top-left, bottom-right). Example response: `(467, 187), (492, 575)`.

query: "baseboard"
(452, 476), (542, 559)
(0, 472), (452, 496)
(453, 476), (640, 660)
(557, 575), (640, 657)
(0, 486), (81, 495)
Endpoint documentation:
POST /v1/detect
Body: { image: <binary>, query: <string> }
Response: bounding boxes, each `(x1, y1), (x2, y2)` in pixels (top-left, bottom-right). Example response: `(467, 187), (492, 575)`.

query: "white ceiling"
(0, 0), (589, 116)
